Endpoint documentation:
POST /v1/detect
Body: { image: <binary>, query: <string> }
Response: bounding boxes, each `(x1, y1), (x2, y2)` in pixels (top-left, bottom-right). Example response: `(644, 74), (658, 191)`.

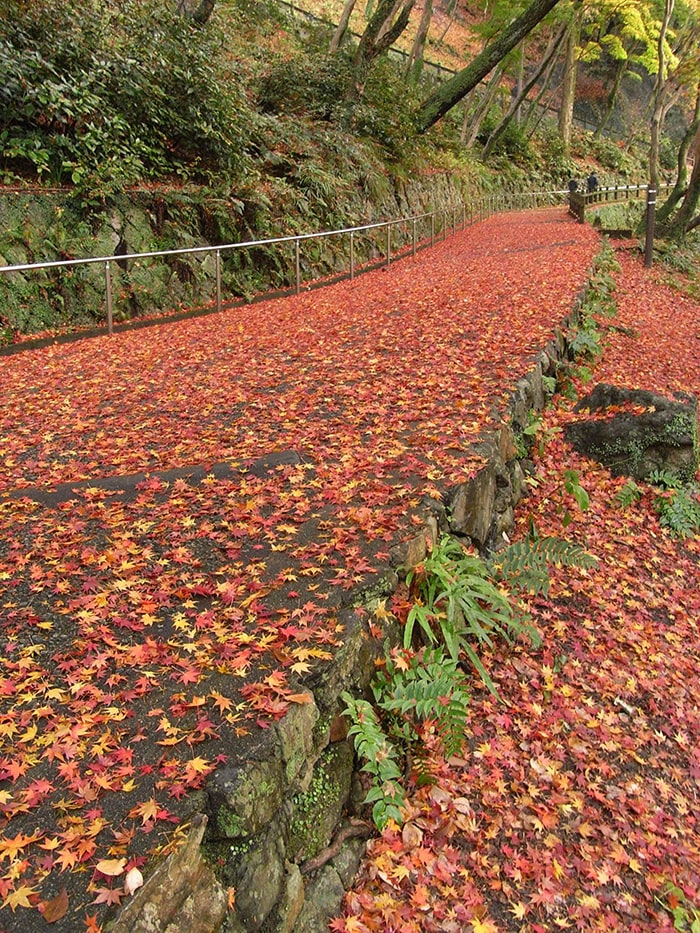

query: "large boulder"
(564, 384), (699, 483)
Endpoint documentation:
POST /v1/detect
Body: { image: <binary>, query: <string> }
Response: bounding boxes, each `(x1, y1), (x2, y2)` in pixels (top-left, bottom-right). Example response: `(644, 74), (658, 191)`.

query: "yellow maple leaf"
(471, 918), (498, 933)
(2, 884), (36, 911)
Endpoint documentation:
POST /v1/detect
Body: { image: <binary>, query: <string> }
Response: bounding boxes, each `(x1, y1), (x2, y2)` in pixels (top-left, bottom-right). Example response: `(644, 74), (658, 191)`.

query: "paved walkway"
(0, 208), (600, 930)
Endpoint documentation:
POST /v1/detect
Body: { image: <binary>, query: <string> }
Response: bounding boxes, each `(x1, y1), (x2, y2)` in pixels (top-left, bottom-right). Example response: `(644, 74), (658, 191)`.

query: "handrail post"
(462, 202), (466, 228)
(215, 249), (221, 313)
(386, 224), (391, 267)
(443, 210), (448, 239)
(104, 260), (113, 335)
(430, 212), (435, 246)
(644, 186), (657, 268)
(295, 239), (301, 294)
(412, 218), (417, 256)
(350, 231), (355, 280)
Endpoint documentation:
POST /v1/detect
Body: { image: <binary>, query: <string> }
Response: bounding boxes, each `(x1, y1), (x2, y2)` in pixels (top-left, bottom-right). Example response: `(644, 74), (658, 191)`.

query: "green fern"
(648, 468), (683, 490)
(342, 645), (471, 830)
(615, 479), (642, 509)
(374, 648), (470, 759)
(406, 536), (539, 697)
(341, 692), (405, 830)
(488, 535), (598, 597)
(655, 486), (700, 539)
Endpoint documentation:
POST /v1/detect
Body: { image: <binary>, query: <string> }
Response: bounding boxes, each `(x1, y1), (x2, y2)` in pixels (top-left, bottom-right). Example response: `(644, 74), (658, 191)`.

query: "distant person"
(587, 172), (599, 193)
(568, 178), (579, 193)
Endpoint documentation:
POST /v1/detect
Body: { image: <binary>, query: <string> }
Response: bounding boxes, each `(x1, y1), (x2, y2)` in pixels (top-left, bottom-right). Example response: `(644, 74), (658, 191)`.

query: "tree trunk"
(594, 57), (626, 138)
(665, 131), (700, 237)
(464, 62), (507, 148)
(192, 0), (216, 25)
(414, 0), (563, 132)
(656, 88), (700, 225)
(644, 0), (674, 263)
(482, 23), (566, 159)
(348, 0), (416, 100)
(558, 10), (580, 152)
(405, 0), (433, 82)
(329, 0), (358, 52)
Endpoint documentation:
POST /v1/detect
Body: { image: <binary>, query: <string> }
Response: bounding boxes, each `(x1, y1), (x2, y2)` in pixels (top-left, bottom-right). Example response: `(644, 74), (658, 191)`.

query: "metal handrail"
(567, 182), (673, 223)
(0, 188), (568, 338)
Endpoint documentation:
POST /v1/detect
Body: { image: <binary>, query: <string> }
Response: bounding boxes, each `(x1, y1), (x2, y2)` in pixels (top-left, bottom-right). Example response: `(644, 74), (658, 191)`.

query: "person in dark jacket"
(587, 172), (599, 192)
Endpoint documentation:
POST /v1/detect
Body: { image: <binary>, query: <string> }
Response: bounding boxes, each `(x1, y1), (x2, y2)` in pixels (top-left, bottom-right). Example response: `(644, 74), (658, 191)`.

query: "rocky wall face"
(0, 173), (472, 338)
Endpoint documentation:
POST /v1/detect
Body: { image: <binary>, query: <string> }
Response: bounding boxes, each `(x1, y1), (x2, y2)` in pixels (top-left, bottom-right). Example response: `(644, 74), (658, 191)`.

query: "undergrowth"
(344, 527), (596, 830)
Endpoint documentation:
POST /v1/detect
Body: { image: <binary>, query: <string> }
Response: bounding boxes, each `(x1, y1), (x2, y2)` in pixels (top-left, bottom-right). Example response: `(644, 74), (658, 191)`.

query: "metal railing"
(567, 182), (673, 224)
(0, 188), (567, 338)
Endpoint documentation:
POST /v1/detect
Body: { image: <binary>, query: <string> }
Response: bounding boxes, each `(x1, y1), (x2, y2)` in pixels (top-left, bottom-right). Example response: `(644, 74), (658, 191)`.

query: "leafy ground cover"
(333, 246), (700, 932)
(0, 209), (601, 930)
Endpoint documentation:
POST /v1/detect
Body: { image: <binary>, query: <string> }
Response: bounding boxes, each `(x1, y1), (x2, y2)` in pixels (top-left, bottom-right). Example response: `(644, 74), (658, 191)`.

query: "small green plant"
(542, 374), (556, 398)
(656, 883), (700, 932)
(654, 485), (700, 539)
(405, 536), (540, 697)
(614, 478), (642, 509)
(488, 530), (597, 598)
(648, 468), (682, 490)
(342, 645), (470, 830)
(342, 692), (406, 830)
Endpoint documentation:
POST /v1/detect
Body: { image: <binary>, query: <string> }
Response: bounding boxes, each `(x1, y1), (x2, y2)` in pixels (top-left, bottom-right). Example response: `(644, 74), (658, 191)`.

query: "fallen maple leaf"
(95, 857), (127, 877)
(38, 886), (69, 923)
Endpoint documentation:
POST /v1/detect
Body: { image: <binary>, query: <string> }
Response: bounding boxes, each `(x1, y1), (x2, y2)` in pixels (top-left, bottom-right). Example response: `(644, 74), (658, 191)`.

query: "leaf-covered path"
(334, 247), (700, 933)
(1, 209), (696, 931)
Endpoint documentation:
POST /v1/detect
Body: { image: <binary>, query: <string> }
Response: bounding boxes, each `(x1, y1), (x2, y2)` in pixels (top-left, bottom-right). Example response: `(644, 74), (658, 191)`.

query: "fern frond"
(489, 536), (597, 597)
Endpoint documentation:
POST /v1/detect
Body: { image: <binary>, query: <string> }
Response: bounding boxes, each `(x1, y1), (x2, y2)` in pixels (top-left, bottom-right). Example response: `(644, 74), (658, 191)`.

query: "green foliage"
(341, 645), (470, 829)
(405, 536), (540, 697)
(373, 647), (470, 760)
(656, 883), (700, 932)
(488, 533), (597, 598)
(341, 691), (406, 830)
(568, 242), (619, 365)
(258, 53), (353, 122)
(0, 0), (253, 196)
(648, 468), (683, 490)
(615, 478), (643, 508)
(654, 485), (700, 538)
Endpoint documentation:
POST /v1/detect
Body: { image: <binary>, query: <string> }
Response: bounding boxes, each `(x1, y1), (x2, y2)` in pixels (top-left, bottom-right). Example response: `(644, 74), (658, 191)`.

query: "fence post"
(386, 224), (391, 267)
(431, 212), (435, 246)
(104, 261), (113, 335)
(644, 186), (657, 268)
(350, 231), (355, 280)
(295, 239), (301, 294)
(215, 249), (221, 313)
(412, 218), (417, 256)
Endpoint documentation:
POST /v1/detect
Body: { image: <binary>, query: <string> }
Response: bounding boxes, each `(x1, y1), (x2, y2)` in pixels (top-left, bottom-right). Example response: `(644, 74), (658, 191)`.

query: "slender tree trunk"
(483, 23), (566, 159)
(558, 10), (580, 152)
(645, 0), (674, 261)
(656, 88), (700, 225)
(666, 129), (700, 236)
(348, 0), (416, 100)
(522, 47), (559, 132)
(329, 0), (358, 52)
(649, 1), (675, 196)
(515, 40), (525, 124)
(415, 0), (563, 132)
(594, 57), (626, 138)
(192, 0), (216, 25)
(405, 0), (433, 82)
(464, 62), (507, 148)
